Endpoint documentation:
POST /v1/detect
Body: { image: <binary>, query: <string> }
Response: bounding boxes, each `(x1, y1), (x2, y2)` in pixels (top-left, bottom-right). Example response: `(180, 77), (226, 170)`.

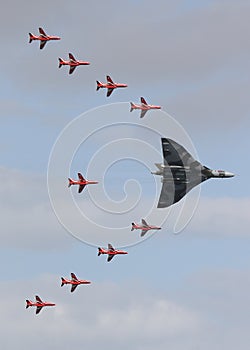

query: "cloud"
(2, 268), (250, 350)
(2, 1), (250, 86)
(0, 275), (200, 350)
(189, 196), (250, 237)
(0, 167), (72, 250)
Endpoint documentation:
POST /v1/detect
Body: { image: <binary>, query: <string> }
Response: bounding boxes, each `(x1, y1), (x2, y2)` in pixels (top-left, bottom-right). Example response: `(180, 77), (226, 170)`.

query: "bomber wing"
(157, 138), (210, 208)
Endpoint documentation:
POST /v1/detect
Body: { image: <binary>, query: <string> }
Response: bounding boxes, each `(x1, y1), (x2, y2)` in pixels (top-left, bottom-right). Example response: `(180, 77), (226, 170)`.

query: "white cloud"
(0, 276), (200, 350)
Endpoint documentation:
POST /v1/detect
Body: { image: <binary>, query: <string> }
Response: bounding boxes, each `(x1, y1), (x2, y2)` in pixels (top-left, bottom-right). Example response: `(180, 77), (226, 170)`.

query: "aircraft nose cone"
(225, 172), (235, 177)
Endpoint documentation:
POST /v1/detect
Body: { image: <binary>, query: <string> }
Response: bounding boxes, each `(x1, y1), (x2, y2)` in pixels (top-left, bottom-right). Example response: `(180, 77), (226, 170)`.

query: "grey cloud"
(0, 167), (72, 250)
(189, 196), (250, 237)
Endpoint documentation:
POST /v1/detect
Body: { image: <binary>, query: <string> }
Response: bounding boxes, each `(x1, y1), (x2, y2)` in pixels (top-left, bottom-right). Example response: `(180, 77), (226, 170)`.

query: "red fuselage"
(59, 59), (90, 67)
(97, 82), (127, 89)
(97, 82), (128, 89)
(131, 103), (161, 111)
(27, 301), (55, 307)
(68, 179), (98, 186)
(61, 278), (91, 286)
(132, 223), (161, 231)
(98, 248), (128, 256)
(29, 34), (60, 42)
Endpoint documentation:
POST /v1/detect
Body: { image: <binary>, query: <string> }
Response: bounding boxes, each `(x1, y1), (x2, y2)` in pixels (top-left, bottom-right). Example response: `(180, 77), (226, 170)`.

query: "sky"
(1, 0), (250, 349)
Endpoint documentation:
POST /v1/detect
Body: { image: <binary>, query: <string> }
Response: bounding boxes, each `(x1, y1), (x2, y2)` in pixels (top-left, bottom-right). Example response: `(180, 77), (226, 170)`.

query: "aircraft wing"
(78, 184), (86, 193)
(141, 97), (147, 105)
(71, 284), (78, 293)
(108, 243), (115, 251)
(161, 138), (199, 167)
(78, 173), (85, 181)
(141, 219), (148, 227)
(71, 273), (78, 281)
(39, 27), (47, 36)
(69, 53), (77, 61)
(36, 306), (43, 315)
(107, 88), (114, 97)
(69, 66), (77, 75)
(140, 110), (147, 118)
(140, 230), (148, 237)
(157, 138), (209, 208)
(40, 41), (47, 50)
(106, 75), (114, 84)
(35, 295), (43, 303)
(107, 254), (115, 262)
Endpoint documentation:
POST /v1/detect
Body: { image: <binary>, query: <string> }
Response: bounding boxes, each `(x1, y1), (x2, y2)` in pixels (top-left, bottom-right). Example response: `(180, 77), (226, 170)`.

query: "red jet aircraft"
(98, 243), (128, 262)
(61, 272), (91, 293)
(96, 75), (127, 97)
(131, 219), (161, 237)
(58, 53), (90, 74)
(130, 97), (161, 118)
(26, 295), (55, 315)
(29, 27), (60, 50)
(68, 173), (98, 193)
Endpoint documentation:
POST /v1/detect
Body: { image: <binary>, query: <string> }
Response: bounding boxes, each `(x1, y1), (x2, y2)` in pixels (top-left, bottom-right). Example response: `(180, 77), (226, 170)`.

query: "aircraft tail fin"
(58, 58), (64, 68)
(68, 178), (73, 187)
(26, 300), (32, 309)
(131, 223), (135, 231)
(98, 247), (102, 256)
(130, 102), (135, 112)
(61, 278), (66, 287)
(96, 81), (101, 91)
(29, 33), (34, 43)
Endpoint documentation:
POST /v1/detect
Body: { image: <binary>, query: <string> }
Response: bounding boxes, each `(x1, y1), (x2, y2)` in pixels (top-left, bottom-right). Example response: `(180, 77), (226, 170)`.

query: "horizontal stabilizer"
(29, 33), (33, 43)
(155, 163), (163, 170)
(58, 58), (63, 68)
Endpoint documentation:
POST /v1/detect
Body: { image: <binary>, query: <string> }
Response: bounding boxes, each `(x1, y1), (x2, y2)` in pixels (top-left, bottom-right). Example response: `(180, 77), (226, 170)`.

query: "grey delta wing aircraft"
(152, 138), (235, 208)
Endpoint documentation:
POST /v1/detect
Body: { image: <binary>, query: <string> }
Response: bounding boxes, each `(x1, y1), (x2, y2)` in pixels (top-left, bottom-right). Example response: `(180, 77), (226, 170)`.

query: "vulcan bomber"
(152, 138), (234, 208)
